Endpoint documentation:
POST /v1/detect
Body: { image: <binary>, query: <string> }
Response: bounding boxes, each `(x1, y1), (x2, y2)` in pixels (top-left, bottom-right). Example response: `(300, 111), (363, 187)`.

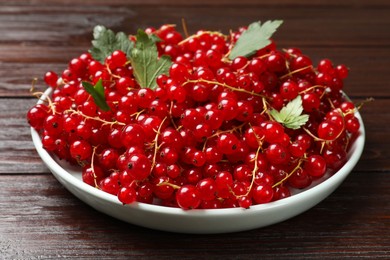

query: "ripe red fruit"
(118, 186), (137, 204)
(69, 140), (92, 161)
(28, 22), (361, 210)
(265, 143), (290, 165)
(176, 185), (201, 209)
(216, 133), (239, 155)
(44, 71), (58, 88)
(121, 124), (146, 147)
(125, 154), (151, 180)
(280, 81), (299, 100)
(106, 50), (127, 69)
(252, 184), (274, 204)
(27, 104), (49, 130)
(304, 155), (327, 178)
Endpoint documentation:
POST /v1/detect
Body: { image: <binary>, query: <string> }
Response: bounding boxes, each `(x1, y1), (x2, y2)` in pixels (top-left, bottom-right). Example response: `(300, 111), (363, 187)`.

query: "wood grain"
(0, 174), (388, 259)
(0, 0), (389, 259)
(0, 5), (389, 47)
(4, 0), (390, 7)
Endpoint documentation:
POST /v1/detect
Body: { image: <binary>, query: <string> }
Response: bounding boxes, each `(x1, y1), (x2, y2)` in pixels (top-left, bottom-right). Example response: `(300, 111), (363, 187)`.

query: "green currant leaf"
(89, 25), (134, 63)
(269, 95), (309, 130)
(130, 29), (172, 89)
(81, 79), (110, 111)
(228, 20), (283, 60)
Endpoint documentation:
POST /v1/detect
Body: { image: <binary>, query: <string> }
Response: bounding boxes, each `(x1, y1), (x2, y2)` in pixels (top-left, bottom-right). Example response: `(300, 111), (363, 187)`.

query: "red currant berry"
(176, 185), (201, 210)
(44, 71), (58, 88)
(304, 155), (327, 178)
(69, 140), (92, 161)
(252, 183), (274, 204)
(216, 133), (239, 155)
(265, 143), (290, 165)
(117, 186), (137, 205)
(125, 154), (151, 180)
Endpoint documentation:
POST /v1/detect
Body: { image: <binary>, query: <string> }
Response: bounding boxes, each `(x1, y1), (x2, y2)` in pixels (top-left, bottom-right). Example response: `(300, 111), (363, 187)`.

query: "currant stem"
(156, 181), (181, 190)
(32, 91), (56, 115)
(181, 18), (189, 38)
(298, 85), (327, 95)
(272, 159), (303, 188)
(150, 116), (168, 172)
(67, 108), (125, 127)
(90, 145), (100, 189)
(236, 123), (266, 198)
(302, 126), (344, 154)
(178, 31), (227, 46)
(355, 97), (374, 111)
(153, 24), (176, 36)
(30, 77), (38, 93)
(282, 48), (298, 58)
(169, 101), (179, 130)
(202, 122), (246, 152)
(237, 145), (262, 198)
(280, 65), (314, 80)
(302, 127), (325, 142)
(223, 30), (234, 59)
(249, 146), (262, 193)
(130, 109), (146, 121)
(248, 123), (264, 148)
(184, 79), (266, 98)
(209, 122), (246, 139)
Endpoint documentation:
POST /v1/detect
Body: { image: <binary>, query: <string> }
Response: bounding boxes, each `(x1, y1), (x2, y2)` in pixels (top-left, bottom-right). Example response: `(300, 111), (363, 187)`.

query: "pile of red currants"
(27, 22), (361, 210)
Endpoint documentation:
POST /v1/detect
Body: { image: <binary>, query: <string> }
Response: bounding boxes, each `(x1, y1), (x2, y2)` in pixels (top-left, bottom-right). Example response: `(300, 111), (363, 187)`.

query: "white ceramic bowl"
(31, 89), (365, 234)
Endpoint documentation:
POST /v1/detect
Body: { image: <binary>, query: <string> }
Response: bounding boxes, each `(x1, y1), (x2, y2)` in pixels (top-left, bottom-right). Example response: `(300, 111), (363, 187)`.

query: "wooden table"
(1, 0), (389, 258)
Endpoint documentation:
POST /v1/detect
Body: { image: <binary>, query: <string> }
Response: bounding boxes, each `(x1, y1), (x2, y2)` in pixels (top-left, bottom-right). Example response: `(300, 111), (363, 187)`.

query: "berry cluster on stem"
(27, 22), (362, 209)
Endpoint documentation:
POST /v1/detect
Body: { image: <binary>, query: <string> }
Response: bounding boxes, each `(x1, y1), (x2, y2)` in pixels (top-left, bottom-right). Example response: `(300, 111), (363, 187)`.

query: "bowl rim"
(31, 87), (366, 217)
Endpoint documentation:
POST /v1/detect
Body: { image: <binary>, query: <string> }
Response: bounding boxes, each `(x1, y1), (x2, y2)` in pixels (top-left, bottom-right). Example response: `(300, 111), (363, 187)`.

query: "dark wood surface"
(1, 1), (389, 259)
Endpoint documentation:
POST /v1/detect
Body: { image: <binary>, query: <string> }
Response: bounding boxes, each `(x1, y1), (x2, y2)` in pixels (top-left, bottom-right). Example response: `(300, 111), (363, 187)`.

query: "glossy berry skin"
(125, 154), (151, 180)
(272, 186), (291, 201)
(252, 184), (274, 204)
(43, 114), (63, 136)
(137, 88), (155, 108)
(288, 168), (312, 189)
(346, 116), (360, 133)
(318, 121), (342, 141)
(218, 98), (239, 120)
(304, 155), (327, 178)
(44, 71), (59, 88)
(280, 81), (299, 100)
(27, 104), (49, 130)
(159, 128), (184, 150)
(265, 143), (290, 165)
(69, 140), (92, 161)
(196, 178), (217, 201)
(109, 50), (127, 69)
(266, 52), (286, 73)
(117, 186), (137, 204)
(27, 22), (361, 210)
(82, 165), (105, 187)
(176, 185), (201, 209)
(121, 124), (146, 147)
(100, 173), (120, 195)
(263, 121), (285, 143)
(302, 93), (321, 112)
(290, 55), (312, 74)
(217, 133), (239, 155)
(169, 62), (190, 83)
(99, 148), (120, 170)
